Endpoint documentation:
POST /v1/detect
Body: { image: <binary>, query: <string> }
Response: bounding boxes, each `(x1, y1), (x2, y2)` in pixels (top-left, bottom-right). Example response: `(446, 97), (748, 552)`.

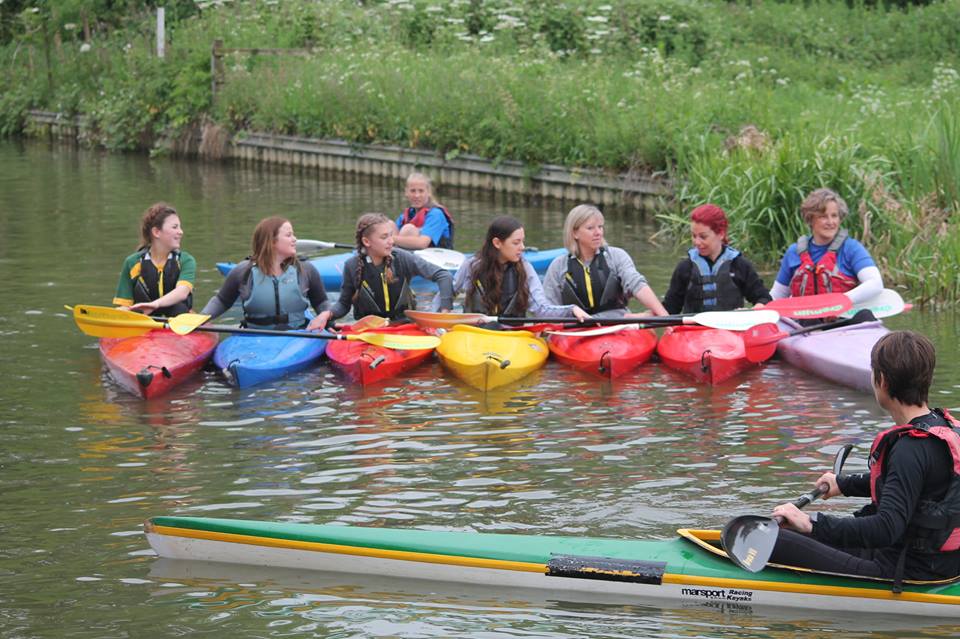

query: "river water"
(1, 139), (959, 638)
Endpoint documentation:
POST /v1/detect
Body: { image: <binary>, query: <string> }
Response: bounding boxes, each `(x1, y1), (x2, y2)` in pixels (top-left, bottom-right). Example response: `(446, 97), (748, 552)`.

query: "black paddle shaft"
(721, 444), (854, 573)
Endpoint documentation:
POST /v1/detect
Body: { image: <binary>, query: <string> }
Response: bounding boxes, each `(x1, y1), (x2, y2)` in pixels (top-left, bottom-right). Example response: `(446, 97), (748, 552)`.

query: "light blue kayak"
(216, 247), (564, 292)
(212, 330), (327, 388)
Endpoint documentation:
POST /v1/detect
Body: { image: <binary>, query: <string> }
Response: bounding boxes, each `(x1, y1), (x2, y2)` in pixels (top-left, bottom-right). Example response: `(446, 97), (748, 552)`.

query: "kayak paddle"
(544, 324), (639, 338)
(840, 288), (906, 319)
(721, 443), (854, 573)
(295, 239), (465, 271)
(405, 309), (779, 332)
(742, 309), (877, 363)
(765, 293), (852, 320)
(71, 305), (440, 350)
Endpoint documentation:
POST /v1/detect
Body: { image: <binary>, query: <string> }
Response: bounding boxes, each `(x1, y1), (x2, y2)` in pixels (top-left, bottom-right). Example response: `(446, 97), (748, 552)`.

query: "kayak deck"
(146, 516), (960, 617)
(436, 325), (548, 391)
(657, 325), (758, 385)
(99, 330), (218, 399)
(326, 324), (435, 385)
(547, 326), (657, 379)
(777, 320), (888, 393)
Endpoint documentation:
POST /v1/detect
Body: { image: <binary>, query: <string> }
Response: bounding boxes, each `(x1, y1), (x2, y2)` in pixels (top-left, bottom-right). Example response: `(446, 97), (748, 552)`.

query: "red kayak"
(656, 325), (759, 385)
(99, 330), (219, 399)
(547, 326), (658, 379)
(326, 324), (435, 385)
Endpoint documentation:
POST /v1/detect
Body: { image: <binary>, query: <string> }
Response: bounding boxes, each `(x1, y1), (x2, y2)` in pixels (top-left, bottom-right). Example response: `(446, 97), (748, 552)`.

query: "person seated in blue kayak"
(662, 204), (771, 314)
(769, 188), (883, 302)
(543, 204), (669, 318)
(201, 217), (330, 331)
(393, 172), (454, 250)
(447, 215), (591, 321)
(114, 202), (196, 316)
(771, 331), (960, 588)
(312, 213), (454, 329)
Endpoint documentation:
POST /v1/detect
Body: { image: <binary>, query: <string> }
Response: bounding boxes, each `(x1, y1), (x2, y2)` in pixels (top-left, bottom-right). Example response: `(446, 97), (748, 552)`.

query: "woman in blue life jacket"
(394, 172), (454, 250)
(114, 202), (196, 316)
(447, 215), (591, 322)
(201, 217), (330, 331)
(662, 204), (771, 314)
(769, 188), (883, 302)
(770, 331), (960, 588)
(312, 213), (454, 329)
(544, 204), (669, 318)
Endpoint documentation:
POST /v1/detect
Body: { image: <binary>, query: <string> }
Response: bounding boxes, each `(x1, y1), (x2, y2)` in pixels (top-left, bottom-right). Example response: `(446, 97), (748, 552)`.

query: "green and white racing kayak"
(145, 516), (960, 618)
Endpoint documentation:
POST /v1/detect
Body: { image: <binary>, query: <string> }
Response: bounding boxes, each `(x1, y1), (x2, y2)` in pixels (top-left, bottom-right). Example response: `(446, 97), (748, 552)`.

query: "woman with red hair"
(662, 204), (771, 314)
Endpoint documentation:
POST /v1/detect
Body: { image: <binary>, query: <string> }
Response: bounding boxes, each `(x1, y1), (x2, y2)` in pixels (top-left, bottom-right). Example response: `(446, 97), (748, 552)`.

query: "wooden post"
(156, 8), (165, 59)
(211, 39), (224, 102)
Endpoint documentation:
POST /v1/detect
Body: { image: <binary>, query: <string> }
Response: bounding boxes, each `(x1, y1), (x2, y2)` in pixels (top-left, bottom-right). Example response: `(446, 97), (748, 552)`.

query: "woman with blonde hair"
(394, 172), (455, 249)
(544, 204), (667, 318)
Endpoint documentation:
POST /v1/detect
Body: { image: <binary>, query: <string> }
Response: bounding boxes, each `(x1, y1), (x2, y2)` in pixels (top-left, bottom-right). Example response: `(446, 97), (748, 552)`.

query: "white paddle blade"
(295, 239), (337, 252)
(414, 248), (465, 271)
(840, 289), (905, 319)
(690, 309), (780, 331)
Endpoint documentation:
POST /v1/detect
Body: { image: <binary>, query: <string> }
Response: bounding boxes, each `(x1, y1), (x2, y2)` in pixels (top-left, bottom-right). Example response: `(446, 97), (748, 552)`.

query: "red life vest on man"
(399, 205), (455, 249)
(869, 409), (960, 554)
(789, 229), (858, 297)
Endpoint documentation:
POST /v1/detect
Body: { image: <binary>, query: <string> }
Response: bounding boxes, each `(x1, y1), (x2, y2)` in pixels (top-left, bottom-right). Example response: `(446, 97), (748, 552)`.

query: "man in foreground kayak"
(771, 330), (960, 589)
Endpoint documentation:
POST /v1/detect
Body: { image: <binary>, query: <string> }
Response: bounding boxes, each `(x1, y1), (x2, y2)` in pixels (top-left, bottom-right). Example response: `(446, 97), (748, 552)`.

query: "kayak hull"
(99, 330), (218, 399)
(776, 319), (888, 393)
(657, 325), (757, 385)
(145, 516), (960, 618)
(436, 325), (548, 391)
(212, 333), (327, 388)
(548, 327), (658, 379)
(326, 324), (434, 385)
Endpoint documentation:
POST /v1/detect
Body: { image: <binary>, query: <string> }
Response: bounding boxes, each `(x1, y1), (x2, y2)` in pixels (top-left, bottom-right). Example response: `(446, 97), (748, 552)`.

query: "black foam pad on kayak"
(546, 555), (666, 584)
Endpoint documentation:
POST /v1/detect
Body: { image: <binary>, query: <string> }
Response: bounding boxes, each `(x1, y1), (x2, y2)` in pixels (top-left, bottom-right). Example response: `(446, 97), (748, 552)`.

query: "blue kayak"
(212, 331), (328, 388)
(215, 247), (566, 292)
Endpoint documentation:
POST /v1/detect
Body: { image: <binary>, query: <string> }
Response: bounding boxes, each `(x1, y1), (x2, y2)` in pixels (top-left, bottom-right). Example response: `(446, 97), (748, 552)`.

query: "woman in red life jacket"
(769, 188), (883, 304)
(394, 172), (454, 250)
(770, 331), (960, 588)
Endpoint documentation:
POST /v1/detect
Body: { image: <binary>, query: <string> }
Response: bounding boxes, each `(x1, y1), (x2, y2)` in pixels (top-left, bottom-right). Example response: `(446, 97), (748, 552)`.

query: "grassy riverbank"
(2, 0), (959, 303)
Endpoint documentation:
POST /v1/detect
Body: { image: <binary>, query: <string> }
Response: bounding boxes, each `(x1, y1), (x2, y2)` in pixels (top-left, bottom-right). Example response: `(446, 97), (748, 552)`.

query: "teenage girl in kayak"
(114, 202), (196, 316)
(447, 215), (591, 321)
(394, 172), (454, 250)
(771, 331), (960, 588)
(201, 217), (330, 331)
(769, 188), (883, 302)
(662, 203), (771, 314)
(313, 213), (455, 329)
(543, 204), (669, 318)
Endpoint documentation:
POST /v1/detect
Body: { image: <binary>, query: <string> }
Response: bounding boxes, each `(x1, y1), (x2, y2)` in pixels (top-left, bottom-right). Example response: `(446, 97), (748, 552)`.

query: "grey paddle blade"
(721, 514), (780, 573)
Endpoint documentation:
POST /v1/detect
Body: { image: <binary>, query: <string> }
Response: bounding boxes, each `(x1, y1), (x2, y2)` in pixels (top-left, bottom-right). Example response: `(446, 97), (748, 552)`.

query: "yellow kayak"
(436, 325), (548, 391)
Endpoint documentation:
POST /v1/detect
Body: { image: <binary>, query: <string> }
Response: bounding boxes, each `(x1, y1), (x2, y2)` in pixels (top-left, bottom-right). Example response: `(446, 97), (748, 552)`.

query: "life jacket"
(560, 248), (627, 314)
(789, 229), (858, 297)
(238, 263), (311, 330)
(132, 249), (192, 316)
(352, 252), (415, 320)
(464, 263), (521, 316)
(400, 205), (455, 249)
(869, 409), (960, 588)
(683, 246), (743, 313)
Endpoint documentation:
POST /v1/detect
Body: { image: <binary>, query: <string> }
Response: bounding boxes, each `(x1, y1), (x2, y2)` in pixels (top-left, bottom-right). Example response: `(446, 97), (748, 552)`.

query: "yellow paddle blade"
(71, 304), (163, 338)
(348, 332), (440, 350)
(167, 313), (212, 335)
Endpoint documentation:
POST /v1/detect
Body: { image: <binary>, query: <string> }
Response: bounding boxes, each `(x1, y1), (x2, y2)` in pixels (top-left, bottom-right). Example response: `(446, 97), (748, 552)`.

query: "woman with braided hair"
(313, 213), (454, 330)
(448, 215), (590, 321)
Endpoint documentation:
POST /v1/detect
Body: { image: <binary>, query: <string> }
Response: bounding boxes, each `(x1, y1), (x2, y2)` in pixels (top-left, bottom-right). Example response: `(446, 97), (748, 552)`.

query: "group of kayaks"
(92, 244), (896, 398)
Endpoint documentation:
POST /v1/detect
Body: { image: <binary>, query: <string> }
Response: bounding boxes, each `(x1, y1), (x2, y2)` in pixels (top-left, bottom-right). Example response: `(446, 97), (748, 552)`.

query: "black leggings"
(770, 529), (890, 578)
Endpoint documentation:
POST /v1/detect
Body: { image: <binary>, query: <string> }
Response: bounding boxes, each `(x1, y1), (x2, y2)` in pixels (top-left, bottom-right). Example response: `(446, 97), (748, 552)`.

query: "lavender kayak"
(776, 319), (889, 393)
